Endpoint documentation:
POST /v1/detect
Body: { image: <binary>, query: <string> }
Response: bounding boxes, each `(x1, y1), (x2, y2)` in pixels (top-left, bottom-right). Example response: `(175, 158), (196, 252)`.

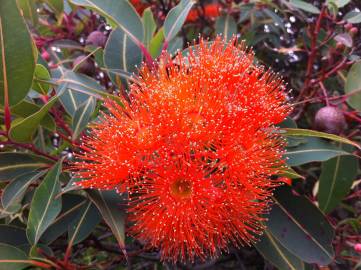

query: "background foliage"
(0, 0), (361, 269)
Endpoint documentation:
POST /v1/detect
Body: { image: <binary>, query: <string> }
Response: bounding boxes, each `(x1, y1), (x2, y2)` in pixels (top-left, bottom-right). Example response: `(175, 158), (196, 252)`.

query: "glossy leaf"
(149, 28), (165, 58)
(104, 28), (142, 85)
(267, 186), (334, 265)
(168, 37), (184, 55)
(87, 190), (126, 252)
(318, 154), (358, 213)
(215, 14), (238, 41)
(343, 11), (361, 24)
(10, 100), (55, 131)
(9, 96), (58, 143)
(41, 0), (64, 15)
(289, 0), (320, 14)
(345, 61), (361, 110)
(2, 171), (45, 213)
(56, 71), (105, 117)
(72, 97), (95, 140)
(255, 229), (305, 270)
(0, 0), (35, 106)
(282, 128), (360, 150)
(26, 161), (63, 245)
(0, 244), (29, 270)
(279, 167), (305, 179)
(0, 152), (53, 182)
(142, 7), (156, 49)
(164, 0), (194, 43)
(331, 0), (351, 8)
(41, 194), (86, 244)
(69, 0), (143, 45)
(0, 225), (28, 247)
(17, 0), (38, 26)
(284, 137), (351, 166)
(32, 64), (51, 95)
(68, 201), (101, 245)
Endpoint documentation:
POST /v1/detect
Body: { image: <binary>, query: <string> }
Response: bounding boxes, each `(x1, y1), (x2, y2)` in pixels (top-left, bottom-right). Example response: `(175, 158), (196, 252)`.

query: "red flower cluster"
(186, 3), (221, 22)
(73, 38), (290, 262)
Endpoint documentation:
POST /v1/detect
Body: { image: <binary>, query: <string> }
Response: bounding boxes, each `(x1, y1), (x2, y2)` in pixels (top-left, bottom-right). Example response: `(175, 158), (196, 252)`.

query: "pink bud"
(354, 243), (361, 253)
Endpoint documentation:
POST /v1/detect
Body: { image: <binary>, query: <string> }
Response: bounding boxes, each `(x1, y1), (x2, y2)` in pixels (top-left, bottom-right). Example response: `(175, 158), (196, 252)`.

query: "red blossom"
(73, 37), (291, 262)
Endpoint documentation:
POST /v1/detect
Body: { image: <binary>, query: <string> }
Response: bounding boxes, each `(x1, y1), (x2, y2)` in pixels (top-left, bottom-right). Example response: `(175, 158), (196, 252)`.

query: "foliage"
(0, 0), (360, 269)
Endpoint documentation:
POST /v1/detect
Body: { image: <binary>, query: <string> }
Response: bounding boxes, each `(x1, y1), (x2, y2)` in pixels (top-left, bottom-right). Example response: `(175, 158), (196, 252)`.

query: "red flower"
(73, 37), (290, 262)
(186, 3), (221, 22)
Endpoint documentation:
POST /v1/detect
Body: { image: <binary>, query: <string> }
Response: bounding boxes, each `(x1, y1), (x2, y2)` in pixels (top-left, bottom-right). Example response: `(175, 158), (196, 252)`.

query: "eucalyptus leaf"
(215, 14), (238, 41)
(255, 229), (305, 270)
(318, 154), (358, 213)
(142, 7), (156, 49)
(267, 186), (334, 265)
(284, 137), (351, 166)
(104, 28), (142, 86)
(68, 201), (101, 245)
(72, 97), (95, 140)
(69, 0), (144, 45)
(87, 190), (126, 253)
(345, 61), (361, 110)
(9, 96), (58, 143)
(0, 225), (28, 247)
(0, 243), (29, 270)
(0, 0), (36, 106)
(289, 0), (320, 14)
(0, 152), (53, 182)
(2, 171), (45, 213)
(26, 161), (63, 245)
(164, 0), (195, 43)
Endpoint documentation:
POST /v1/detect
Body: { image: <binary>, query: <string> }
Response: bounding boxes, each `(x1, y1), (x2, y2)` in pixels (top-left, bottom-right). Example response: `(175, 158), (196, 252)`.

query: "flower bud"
(354, 243), (361, 253)
(73, 55), (95, 76)
(86, 31), (107, 47)
(314, 106), (347, 135)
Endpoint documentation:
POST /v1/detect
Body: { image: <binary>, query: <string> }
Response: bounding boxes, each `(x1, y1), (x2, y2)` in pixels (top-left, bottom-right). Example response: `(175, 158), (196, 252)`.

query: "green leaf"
(284, 137), (351, 166)
(2, 171), (45, 213)
(318, 154), (358, 213)
(9, 96), (58, 143)
(330, 0), (351, 8)
(10, 100), (56, 131)
(0, 243), (29, 270)
(87, 190), (126, 252)
(0, 152), (53, 182)
(149, 28), (165, 58)
(255, 229), (305, 270)
(142, 7), (156, 49)
(345, 61), (361, 110)
(0, 0), (36, 106)
(32, 64), (51, 95)
(278, 117), (297, 129)
(68, 201), (101, 245)
(163, 0), (195, 42)
(104, 28), (142, 85)
(215, 14), (238, 41)
(41, 0), (64, 15)
(56, 70), (105, 117)
(41, 194), (86, 244)
(282, 128), (361, 150)
(343, 11), (361, 24)
(26, 160), (63, 245)
(0, 225), (28, 247)
(168, 37), (184, 55)
(69, 0), (143, 45)
(289, 0), (320, 14)
(278, 167), (305, 179)
(17, 0), (38, 26)
(267, 186), (334, 265)
(72, 97), (95, 140)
